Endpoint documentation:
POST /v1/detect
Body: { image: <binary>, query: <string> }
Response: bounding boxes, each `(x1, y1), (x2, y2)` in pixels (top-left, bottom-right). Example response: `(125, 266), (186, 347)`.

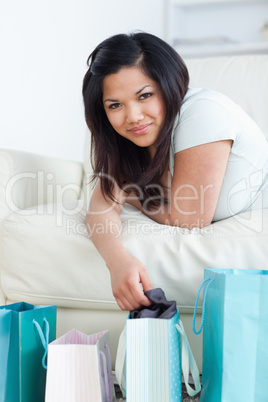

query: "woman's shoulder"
(179, 87), (247, 129)
(181, 87), (234, 112)
(170, 87), (245, 157)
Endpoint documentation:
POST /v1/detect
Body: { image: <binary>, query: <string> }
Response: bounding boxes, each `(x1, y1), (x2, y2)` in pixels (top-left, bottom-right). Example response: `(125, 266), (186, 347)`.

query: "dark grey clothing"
(129, 288), (177, 319)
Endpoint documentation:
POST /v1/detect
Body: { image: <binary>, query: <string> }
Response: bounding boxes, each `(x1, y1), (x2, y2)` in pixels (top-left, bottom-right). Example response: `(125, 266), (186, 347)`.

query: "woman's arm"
(131, 140), (232, 228)
(168, 140), (232, 227)
(86, 180), (153, 310)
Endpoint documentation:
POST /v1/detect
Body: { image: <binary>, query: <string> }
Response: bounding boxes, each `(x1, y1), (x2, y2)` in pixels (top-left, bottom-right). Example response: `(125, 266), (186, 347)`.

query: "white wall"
(0, 0), (165, 162)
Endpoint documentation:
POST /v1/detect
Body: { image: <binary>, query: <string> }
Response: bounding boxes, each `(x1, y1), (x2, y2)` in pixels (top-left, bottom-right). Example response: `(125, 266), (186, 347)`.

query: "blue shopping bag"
(193, 268), (268, 402)
(0, 302), (57, 402)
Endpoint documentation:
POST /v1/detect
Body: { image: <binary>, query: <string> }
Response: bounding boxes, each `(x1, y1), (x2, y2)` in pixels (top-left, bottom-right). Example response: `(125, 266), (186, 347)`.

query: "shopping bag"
(0, 302), (57, 402)
(45, 329), (114, 402)
(116, 288), (201, 402)
(193, 268), (268, 402)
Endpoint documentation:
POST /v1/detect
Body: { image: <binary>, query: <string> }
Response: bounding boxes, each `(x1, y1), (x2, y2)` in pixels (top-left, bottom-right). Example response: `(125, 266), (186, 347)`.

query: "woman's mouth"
(128, 123), (152, 135)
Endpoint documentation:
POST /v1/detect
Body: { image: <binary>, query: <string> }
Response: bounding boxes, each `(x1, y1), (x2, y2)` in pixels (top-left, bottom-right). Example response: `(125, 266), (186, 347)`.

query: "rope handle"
(100, 343), (112, 402)
(115, 326), (126, 397)
(105, 343), (112, 399)
(176, 320), (201, 397)
(192, 277), (214, 335)
(32, 317), (49, 369)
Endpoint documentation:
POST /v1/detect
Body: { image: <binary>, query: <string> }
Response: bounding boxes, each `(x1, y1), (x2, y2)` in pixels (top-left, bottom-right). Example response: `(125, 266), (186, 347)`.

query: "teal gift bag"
(193, 268), (268, 402)
(0, 302), (57, 402)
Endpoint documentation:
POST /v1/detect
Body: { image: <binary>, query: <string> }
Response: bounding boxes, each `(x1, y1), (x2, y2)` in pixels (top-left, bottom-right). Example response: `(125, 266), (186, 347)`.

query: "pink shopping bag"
(45, 329), (114, 402)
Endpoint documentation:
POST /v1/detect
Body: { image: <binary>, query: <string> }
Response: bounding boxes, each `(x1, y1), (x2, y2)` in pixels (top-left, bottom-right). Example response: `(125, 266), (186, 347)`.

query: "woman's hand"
(87, 180), (153, 311)
(107, 251), (153, 311)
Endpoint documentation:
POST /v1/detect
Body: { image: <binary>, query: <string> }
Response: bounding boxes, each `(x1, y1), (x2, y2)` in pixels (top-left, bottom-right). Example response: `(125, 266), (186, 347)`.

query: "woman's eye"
(139, 92), (153, 101)
(109, 103), (121, 110)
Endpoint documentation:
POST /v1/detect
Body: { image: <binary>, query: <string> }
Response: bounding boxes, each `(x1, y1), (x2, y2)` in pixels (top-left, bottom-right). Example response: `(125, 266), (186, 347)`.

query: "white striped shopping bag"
(125, 310), (201, 402)
(45, 329), (114, 402)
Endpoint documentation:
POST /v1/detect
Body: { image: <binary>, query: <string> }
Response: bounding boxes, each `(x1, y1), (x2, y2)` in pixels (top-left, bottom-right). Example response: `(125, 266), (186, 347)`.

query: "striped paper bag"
(127, 310), (181, 401)
(126, 310), (201, 402)
(45, 329), (114, 402)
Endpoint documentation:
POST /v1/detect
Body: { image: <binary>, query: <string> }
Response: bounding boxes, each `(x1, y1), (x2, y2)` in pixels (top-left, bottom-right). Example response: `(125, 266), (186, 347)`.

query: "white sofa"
(1, 54), (268, 371)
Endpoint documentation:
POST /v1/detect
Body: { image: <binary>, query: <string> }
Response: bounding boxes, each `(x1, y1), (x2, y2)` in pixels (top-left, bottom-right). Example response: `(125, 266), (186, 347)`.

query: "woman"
(82, 32), (268, 311)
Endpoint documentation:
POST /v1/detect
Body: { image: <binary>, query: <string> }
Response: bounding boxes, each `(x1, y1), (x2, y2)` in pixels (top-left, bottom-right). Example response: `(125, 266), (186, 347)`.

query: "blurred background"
(1, 0), (268, 162)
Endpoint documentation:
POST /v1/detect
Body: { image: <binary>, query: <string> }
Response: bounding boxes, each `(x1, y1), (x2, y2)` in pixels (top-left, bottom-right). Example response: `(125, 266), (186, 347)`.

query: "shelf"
(166, 0), (268, 57)
(171, 0), (268, 5)
(174, 40), (268, 58)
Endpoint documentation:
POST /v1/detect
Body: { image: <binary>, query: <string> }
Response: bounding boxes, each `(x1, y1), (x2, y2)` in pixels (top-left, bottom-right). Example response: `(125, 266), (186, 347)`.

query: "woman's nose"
(126, 104), (144, 124)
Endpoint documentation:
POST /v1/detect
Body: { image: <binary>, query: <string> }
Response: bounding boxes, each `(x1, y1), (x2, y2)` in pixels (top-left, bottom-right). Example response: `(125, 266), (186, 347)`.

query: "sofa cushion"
(2, 201), (268, 313)
(1, 200), (115, 310)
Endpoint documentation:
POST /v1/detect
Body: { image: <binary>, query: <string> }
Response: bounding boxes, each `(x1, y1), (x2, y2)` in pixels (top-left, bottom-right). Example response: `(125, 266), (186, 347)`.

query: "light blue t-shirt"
(169, 88), (268, 222)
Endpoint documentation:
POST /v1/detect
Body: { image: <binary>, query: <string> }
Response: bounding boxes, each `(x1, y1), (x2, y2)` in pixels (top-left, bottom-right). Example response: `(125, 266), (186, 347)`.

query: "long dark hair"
(82, 32), (189, 209)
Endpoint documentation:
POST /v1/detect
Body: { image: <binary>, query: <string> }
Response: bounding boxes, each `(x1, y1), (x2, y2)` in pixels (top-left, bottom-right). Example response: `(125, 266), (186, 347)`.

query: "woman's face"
(102, 66), (165, 154)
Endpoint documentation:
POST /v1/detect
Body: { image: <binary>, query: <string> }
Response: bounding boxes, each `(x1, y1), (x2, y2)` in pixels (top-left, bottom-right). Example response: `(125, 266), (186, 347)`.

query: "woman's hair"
(82, 31), (189, 209)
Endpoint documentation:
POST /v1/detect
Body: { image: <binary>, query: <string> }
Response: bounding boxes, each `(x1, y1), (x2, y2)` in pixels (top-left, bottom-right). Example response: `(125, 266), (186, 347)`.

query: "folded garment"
(129, 288), (177, 319)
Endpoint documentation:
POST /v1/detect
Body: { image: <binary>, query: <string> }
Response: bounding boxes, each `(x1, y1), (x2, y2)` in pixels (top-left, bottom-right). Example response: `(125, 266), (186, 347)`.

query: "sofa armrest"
(0, 148), (84, 220)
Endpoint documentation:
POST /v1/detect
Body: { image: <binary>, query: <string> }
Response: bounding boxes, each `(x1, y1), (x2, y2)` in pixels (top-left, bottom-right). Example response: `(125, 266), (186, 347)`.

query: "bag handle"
(100, 343), (112, 402)
(192, 277), (214, 335)
(176, 320), (201, 397)
(105, 343), (112, 400)
(115, 326), (126, 397)
(33, 317), (49, 369)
